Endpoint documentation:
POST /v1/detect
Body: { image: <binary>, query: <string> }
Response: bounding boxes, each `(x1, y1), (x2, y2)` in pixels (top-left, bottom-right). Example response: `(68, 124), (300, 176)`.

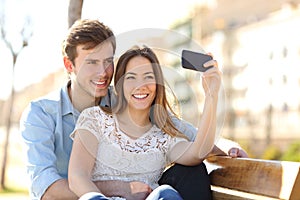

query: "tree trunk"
(0, 53), (17, 190)
(68, 0), (83, 28)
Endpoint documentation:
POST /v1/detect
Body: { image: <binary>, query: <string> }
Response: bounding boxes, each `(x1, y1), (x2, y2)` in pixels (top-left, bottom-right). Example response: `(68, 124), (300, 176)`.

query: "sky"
(0, 0), (205, 100)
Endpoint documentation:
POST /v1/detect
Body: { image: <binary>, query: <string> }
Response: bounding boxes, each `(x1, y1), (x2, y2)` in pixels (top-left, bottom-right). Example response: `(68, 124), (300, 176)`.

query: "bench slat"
(211, 186), (279, 200)
(206, 156), (300, 200)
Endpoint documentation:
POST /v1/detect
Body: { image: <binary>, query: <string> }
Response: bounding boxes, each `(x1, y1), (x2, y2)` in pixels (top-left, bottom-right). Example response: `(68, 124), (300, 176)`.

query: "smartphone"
(181, 50), (213, 72)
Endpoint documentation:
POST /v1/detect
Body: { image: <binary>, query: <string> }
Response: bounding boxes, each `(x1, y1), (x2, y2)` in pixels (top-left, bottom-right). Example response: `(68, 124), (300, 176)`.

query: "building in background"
(165, 0), (300, 155)
(11, 0), (300, 157)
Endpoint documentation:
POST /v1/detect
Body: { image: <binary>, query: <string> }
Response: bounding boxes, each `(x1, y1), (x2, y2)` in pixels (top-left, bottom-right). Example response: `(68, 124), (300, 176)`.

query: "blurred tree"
(281, 141), (300, 162)
(0, 2), (32, 190)
(265, 104), (273, 146)
(261, 145), (282, 160)
(68, 0), (83, 27)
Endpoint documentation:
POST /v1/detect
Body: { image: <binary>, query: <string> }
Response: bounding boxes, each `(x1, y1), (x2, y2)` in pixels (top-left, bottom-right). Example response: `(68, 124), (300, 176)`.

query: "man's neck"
(68, 84), (100, 112)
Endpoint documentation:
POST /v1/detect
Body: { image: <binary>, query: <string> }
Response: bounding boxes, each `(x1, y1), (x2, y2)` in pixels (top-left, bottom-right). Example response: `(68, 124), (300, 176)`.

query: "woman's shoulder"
(79, 106), (113, 121)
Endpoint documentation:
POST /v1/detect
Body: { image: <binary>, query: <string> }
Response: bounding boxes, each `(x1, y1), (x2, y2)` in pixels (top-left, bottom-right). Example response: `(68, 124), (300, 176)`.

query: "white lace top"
(72, 106), (187, 190)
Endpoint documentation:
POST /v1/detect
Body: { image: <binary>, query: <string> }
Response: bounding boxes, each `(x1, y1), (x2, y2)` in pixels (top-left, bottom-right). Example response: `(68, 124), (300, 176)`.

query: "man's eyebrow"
(85, 58), (99, 61)
(102, 57), (114, 62)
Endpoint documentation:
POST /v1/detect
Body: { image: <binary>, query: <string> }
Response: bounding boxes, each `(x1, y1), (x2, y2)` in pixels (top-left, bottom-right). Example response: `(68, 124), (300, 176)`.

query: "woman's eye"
(126, 76), (135, 80)
(145, 75), (155, 79)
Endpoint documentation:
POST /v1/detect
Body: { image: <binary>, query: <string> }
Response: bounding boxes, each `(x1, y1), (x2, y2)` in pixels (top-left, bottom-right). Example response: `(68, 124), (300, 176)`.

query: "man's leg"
(158, 162), (212, 200)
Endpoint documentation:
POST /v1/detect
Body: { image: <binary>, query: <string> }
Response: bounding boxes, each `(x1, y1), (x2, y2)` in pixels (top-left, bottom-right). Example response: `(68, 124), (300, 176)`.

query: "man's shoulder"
(32, 87), (65, 105)
(27, 86), (69, 115)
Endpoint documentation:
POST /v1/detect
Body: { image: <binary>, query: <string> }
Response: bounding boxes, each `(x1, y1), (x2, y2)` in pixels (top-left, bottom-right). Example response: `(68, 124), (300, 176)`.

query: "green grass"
(0, 187), (28, 194)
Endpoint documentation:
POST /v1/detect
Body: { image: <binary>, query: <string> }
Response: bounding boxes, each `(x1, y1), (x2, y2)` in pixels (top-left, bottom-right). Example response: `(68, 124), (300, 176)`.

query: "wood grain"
(206, 156), (300, 200)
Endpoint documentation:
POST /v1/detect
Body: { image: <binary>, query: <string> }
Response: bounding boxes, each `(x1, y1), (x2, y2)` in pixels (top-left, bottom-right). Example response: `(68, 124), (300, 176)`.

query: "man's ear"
(63, 57), (73, 72)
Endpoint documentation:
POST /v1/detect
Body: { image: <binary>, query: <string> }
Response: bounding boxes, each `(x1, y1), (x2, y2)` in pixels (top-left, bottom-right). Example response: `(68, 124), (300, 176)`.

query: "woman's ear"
(63, 57), (73, 72)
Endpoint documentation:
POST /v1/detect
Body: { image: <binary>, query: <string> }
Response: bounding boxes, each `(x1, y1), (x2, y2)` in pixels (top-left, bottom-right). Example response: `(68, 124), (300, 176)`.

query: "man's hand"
(210, 138), (249, 158)
(95, 180), (152, 200)
(125, 181), (152, 200)
(228, 147), (248, 158)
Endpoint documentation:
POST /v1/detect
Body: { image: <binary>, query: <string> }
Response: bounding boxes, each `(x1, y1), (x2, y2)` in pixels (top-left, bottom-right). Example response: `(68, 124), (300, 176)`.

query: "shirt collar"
(61, 80), (80, 117)
(62, 81), (112, 116)
(100, 85), (113, 108)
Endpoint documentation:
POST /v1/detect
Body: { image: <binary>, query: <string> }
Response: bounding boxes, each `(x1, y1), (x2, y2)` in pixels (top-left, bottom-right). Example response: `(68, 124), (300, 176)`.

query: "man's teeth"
(94, 80), (105, 85)
(133, 94), (147, 99)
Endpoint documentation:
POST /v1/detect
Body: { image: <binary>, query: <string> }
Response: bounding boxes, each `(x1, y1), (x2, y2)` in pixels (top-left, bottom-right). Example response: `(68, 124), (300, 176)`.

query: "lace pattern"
(74, 106), (186, 189)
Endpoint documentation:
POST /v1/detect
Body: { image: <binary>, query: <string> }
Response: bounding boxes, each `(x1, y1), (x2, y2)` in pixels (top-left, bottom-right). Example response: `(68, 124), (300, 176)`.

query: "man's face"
(71, 42), (114, 99)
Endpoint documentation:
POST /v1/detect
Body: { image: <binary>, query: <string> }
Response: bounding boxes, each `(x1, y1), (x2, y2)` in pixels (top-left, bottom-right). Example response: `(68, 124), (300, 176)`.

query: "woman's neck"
(116, 107), (152, 139)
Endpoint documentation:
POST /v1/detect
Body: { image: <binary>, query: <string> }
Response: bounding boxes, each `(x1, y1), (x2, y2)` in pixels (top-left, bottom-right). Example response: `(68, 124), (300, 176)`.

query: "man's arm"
(20, 103), (75, 200)
(41, 179), (77, 200)
(42, 179), (151, 200)
(211, 137), (248, 158)
(171, 116), (248, 158)
(95, 180), (152, 200)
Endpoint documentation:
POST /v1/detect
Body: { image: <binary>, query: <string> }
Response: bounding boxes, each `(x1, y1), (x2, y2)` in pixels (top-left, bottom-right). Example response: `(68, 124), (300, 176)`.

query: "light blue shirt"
(19, 81), (197, 200)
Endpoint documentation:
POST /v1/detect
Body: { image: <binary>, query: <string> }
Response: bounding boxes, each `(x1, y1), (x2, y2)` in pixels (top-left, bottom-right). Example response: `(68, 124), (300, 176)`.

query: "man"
(20, 19), (247, 200)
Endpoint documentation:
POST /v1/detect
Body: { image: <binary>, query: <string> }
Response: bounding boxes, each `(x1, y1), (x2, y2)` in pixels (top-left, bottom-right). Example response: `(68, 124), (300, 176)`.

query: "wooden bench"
(205, 156), (300, 200)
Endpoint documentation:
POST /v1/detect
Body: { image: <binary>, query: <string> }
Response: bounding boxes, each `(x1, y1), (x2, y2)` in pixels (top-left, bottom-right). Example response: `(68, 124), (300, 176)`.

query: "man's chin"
(94, 89), (108, 98)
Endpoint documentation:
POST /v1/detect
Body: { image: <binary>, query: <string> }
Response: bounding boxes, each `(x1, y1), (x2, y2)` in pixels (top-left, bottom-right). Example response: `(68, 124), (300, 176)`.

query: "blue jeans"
(79, 192), (110, 200)
(79, 185), (183, 200)
(146, 184), (183, 200)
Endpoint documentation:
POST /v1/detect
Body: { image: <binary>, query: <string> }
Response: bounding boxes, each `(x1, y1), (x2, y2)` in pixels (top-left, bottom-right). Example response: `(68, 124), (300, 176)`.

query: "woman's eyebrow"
(144, 72), (154, 75)
(125, 71), (154, 76)
(125, 72), (136, 76)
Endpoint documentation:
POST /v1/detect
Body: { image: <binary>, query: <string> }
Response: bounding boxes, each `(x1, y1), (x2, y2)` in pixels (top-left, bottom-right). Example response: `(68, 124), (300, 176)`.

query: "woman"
(68, 45), (222, 199)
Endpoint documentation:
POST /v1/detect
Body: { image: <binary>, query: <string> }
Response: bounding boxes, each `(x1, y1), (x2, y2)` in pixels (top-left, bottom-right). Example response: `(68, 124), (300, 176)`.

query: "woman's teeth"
(133, 94), (147, 99)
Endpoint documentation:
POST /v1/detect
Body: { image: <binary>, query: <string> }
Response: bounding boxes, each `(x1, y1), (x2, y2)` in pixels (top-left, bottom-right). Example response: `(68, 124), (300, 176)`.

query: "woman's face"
(123, 56), (156, 112)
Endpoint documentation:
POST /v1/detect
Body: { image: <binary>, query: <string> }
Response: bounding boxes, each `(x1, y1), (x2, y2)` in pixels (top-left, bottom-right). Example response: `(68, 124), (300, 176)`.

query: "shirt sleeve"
(20, 102), (62, 200)
(171, 115), (197, 141)
(166, 136), (188, 164)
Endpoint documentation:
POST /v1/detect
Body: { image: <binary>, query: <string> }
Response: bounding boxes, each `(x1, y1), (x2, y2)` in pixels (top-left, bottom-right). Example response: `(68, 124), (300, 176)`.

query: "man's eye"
(87, 60), (97, 64)
(104, 59), (113, 66)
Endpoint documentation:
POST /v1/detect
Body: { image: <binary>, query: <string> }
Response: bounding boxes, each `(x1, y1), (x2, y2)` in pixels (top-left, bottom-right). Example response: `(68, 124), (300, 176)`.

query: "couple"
(20, 19), (247, 200)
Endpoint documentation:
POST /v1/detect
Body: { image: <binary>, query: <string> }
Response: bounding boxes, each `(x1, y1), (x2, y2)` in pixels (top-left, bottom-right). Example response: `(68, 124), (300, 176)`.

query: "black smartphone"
(181, 50), (213, 72)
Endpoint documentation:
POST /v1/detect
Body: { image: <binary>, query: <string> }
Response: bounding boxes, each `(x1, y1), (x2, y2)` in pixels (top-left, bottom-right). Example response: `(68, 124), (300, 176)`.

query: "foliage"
(0, 186), (28, 195)
(235, 140), (255, 158)
(261, 145), (282, 160)
(280, 141), (300, 162)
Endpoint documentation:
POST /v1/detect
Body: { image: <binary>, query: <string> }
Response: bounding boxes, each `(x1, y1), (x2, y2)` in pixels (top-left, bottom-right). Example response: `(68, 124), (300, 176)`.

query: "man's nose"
(96, 63), (108, 75)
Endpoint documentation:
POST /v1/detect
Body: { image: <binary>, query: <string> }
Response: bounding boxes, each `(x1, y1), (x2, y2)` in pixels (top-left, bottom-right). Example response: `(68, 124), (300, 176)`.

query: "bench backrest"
(206, 156), (300, 200)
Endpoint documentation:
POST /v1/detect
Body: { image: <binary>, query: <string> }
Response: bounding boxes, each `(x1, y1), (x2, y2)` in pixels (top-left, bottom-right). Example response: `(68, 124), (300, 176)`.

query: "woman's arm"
(169, 59), (221, 165)
(68, 129), (100, 197)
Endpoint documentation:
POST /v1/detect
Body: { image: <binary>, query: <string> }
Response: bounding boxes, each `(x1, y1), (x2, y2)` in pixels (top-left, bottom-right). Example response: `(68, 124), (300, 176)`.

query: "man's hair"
(62, 19), (116, 64)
